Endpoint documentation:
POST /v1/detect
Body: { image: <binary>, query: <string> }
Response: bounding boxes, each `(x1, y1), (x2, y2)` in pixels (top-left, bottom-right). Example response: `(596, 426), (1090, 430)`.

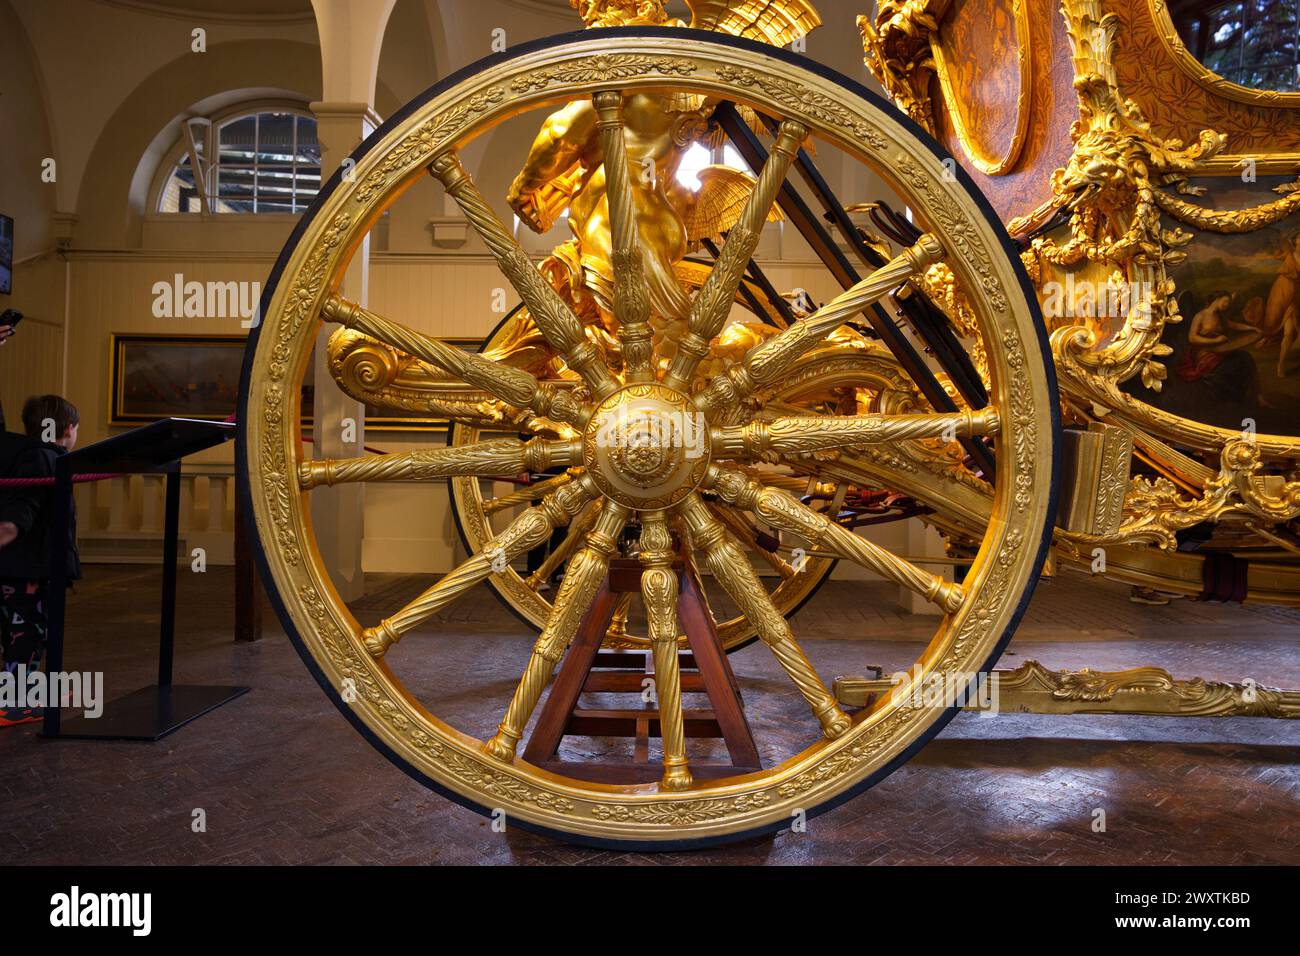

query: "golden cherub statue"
(328, 0), (821, 419)
(508, 0), (819, 350)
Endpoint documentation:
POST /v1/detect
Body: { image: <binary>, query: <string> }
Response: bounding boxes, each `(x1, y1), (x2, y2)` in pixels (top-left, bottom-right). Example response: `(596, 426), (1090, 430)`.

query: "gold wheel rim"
(243, 32), (1057, 844)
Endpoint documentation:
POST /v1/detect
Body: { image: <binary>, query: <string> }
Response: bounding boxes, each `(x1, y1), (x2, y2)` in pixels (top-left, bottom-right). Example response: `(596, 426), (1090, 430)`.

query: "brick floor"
(1, 565), (1296, 864)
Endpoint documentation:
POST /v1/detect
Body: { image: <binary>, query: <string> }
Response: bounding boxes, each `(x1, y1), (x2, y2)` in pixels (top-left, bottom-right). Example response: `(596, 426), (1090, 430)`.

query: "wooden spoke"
(298, 438), (579, 489)
(639, 511), (692, 790)
(706, 464), (964, 614)
(428, 151), (618, 399)
(322, 294), (588, 429)
(605, 592), (634, 642)
(484, 499), (632, 761)
(524, 500), (599, 590)
(709, 502), (799, 580)
(593, 91), (653, 383)
(676, 493), (850, 739)
(360, 476), (597, 657)
(662, 119), (809, 392)
(483, 472), (576, 516)
(695, 234), (946, 420)
(715, 407), (1000, 459)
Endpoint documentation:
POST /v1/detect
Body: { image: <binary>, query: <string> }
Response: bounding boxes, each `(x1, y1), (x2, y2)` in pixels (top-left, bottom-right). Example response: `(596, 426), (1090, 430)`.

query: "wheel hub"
(582, 383), (712, 510)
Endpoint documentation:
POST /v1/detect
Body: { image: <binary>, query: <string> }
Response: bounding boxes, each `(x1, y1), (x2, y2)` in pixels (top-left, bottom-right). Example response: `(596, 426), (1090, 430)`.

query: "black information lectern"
(42, 418), (249, 740)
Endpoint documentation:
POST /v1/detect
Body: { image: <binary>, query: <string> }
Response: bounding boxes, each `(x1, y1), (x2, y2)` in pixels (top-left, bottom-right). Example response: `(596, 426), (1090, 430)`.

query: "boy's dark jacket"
(0, 431), (81, 580)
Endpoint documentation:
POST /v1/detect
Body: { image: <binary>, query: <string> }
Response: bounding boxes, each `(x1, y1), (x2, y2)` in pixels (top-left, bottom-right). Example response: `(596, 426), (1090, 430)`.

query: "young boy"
(0, 395), (82, 726)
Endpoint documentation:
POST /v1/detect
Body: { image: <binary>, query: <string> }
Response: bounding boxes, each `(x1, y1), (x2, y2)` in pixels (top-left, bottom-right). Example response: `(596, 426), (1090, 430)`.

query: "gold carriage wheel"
(239, 29), (1059, 847)
(447, 298), (839, 654)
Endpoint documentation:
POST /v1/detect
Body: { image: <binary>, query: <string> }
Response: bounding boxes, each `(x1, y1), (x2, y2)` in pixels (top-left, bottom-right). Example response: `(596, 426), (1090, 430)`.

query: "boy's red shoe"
(0, 707), (43, 727)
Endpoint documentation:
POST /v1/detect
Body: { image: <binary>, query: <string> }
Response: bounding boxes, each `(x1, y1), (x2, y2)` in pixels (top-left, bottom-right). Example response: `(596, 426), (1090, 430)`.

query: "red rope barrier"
(0, 473), (124, 487)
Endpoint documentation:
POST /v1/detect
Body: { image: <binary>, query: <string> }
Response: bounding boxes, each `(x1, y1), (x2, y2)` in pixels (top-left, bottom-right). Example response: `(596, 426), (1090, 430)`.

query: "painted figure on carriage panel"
(1126, 175), (1300, 437)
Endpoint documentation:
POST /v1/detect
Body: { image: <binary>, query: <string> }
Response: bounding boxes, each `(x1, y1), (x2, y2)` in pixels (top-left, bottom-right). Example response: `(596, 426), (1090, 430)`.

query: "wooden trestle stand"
(523, 556), (761, 784)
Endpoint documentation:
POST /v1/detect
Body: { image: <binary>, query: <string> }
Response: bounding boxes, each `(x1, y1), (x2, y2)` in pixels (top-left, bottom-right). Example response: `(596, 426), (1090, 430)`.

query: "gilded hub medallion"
(582, 383), (711, 509)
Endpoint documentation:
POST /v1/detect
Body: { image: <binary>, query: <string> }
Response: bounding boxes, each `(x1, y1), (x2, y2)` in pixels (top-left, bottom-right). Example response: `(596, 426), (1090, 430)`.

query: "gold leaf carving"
(510, 54), (697, 93)
(714, 64), (889, 151)
(355, 89), (506, 205)
(590, 794), (770, 825)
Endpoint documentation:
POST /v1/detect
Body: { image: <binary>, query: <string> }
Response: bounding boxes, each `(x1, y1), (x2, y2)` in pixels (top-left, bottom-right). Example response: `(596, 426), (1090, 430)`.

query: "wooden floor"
(2, 565), (1297, 865)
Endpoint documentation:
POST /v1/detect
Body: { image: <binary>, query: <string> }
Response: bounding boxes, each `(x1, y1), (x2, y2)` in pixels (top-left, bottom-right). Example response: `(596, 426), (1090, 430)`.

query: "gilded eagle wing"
(679, 165), (785, 246)
(682, 2), (821, 150)
(686, 0), (822, 47)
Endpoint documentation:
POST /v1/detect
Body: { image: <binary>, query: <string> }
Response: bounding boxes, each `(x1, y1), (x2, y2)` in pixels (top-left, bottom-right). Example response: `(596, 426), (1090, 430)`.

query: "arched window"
(157, 107), (321, 214)
(1174, 0), (1300, 92)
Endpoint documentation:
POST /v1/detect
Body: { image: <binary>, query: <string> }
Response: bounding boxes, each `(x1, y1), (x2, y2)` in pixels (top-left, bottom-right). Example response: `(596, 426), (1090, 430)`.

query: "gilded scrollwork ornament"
(1062, 439), (1300, 553)
(1011, 2), (1213, 401)
(857, 0), (947, 134)
(996, 660), (1300, 719)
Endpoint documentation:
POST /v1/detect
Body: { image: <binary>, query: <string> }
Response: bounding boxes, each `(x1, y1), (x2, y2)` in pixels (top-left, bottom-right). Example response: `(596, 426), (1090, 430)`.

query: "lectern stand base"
(46, 684), (249, 741)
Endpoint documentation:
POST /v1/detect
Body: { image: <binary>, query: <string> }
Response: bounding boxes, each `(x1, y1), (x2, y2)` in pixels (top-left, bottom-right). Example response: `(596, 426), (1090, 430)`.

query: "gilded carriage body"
(860, 0), (1300, 603)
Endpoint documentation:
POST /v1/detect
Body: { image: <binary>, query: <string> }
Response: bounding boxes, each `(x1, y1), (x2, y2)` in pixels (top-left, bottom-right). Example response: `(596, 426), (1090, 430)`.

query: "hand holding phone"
(0, 308), (23, 344)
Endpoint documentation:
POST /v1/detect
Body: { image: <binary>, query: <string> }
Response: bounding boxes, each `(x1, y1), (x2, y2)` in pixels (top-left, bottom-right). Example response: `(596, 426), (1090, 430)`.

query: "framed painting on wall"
(109, 333), (246, 426)
(111, 333), (483, 432)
